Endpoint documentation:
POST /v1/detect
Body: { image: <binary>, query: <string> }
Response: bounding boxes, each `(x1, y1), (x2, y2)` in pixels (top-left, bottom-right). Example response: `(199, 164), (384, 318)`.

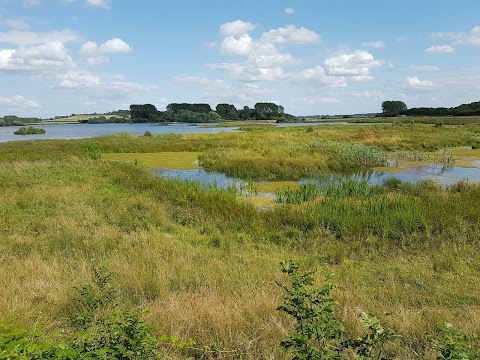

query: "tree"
(239, 106), (252, 120)
(381, 101), (407, 116)
(254, 102), (279, 120)
(215, 103), (237, 119)
(130, 104), (158, 120)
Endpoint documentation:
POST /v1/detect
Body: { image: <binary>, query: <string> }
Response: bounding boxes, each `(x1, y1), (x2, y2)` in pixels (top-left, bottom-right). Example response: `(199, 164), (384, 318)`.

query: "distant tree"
(254, 102), (280, 120)
(166, 103), (212, 114)
(381, 101), (407, 116)
(239, 106), (252, 120)
(130, 104), (158, 120)
(215, 103), (237, 120)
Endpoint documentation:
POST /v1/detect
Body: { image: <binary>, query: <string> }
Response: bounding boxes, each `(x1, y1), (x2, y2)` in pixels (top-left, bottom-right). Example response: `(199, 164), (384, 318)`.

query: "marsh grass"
(1, 124), (480, 358)
(101, 152), (200, 169)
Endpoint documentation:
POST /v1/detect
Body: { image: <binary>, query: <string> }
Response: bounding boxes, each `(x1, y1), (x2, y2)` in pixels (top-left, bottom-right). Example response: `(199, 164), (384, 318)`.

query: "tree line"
(381, 100), (480, 117)
(129, 102), (296, 123)
(0, 115), (42, 126)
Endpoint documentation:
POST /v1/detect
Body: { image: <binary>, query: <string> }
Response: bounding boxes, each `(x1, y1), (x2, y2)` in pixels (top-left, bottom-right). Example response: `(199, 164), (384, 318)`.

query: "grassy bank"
(0, 123), (479, 358)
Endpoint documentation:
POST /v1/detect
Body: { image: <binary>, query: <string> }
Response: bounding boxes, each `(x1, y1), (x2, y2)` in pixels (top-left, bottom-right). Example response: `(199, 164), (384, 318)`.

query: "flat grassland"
(0, 123), (479, 358)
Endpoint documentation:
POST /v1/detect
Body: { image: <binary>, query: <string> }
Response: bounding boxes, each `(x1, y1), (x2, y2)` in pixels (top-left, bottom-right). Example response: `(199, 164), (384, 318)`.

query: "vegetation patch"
(13, 126), (45, 135)
(255, 180), (300, 193)
(101, 152), (200, 169)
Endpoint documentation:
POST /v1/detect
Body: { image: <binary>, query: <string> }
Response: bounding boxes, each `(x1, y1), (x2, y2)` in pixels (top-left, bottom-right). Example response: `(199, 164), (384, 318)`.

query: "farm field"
(0, 123), (479, 358)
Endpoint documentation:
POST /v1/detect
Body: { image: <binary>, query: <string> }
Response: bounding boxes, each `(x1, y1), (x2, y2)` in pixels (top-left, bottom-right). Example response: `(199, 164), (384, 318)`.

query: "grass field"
(0, 123), (479, 358)
(46, 114), (129, 123)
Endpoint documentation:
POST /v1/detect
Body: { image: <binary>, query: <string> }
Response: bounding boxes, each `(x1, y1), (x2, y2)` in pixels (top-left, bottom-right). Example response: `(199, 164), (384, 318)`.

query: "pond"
(150, 163), (480, 199)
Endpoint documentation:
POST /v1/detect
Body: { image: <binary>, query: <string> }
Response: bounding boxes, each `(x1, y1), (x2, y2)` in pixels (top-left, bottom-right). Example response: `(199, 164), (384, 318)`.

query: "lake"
(0, 122), (240, 142)
(0, 121), (371, 143)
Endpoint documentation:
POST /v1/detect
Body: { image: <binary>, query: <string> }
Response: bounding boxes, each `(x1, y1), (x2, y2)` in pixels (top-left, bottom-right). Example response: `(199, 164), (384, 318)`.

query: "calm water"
(151, 164), (480, 194)
(0, 120), (373, 143)
(0, 123), (240, 142)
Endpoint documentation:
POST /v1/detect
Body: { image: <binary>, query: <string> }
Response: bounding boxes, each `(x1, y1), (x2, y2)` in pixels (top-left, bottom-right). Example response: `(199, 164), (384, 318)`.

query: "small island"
(14, 126), (46, 135)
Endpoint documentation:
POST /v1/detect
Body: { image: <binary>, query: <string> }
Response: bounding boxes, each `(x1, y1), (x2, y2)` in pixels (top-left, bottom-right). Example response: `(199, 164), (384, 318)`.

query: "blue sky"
(1, 0), (480, 117)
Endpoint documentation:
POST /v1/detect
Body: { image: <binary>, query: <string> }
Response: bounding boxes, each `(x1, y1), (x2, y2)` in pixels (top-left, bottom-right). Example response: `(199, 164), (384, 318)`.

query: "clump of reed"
(275, 182), (319, 204)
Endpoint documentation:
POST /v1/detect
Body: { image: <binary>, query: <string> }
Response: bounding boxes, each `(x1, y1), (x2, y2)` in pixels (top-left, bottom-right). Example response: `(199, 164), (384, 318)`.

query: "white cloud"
(363, 40), (384, 48)
(220, 20), (255, 37)
(221, 35), (253, 55)
(285, 8), (295, 15)
(454, 26), (480, 45)
(434, 26), (480, 45)
(407, 65), (440, 72)
(261, 25), (320, 44)
(425, 45), (455, 53)
(0, 30), (79, 45)
(84, 56), (110, 65)
(289, 66), (346, 87)
(56, 70), (102, 89)
(324, 50), (383, 77)
(86, 0), (110, 9)
(0, 41), (76, 73)
(406, 76), (438, 88)
(209, 62), (285, 82)
(0, 95), (41, 108)
(80, 38), (132, 55)
(432, 31), (462, 40)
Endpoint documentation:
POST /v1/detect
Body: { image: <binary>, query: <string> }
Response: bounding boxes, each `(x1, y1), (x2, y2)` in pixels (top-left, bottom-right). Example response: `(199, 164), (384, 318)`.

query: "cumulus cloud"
(210, 62), (285, 82)
(221, 35), (253, 55)
(285, 8), (295, 15)
(86, 0), (110, 9)
(324, 50), (383, 77)
(0, 95), (41, 108)
(80, 38), (132, 55)
(220, 20), (255, 37)
(406, 76), (437, 87)
(56, 70), (102, 89)
(288, 66), (346, 87)
(261, 25), (320, 44)
(0, 41), (75, 73)
(363, 40), (384, 48)
(425, 45), (455, 53)
(217, 21), (320, 83)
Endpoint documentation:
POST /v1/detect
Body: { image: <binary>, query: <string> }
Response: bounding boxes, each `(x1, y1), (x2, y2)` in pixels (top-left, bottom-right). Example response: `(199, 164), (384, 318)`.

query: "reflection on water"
(151, 164), (480, 195)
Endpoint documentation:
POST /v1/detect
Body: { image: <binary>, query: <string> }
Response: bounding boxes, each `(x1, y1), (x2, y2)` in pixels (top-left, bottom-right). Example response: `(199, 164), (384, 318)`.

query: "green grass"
(101, 152), (200, 169)
(0, 124), (479, 358)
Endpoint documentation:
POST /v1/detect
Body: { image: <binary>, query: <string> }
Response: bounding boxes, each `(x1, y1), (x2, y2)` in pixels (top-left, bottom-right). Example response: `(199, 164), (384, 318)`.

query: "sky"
(1, 0), (480, 118)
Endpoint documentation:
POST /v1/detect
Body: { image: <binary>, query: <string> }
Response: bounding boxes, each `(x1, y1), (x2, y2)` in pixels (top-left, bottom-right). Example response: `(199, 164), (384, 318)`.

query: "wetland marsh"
(1, 122), (479, 358)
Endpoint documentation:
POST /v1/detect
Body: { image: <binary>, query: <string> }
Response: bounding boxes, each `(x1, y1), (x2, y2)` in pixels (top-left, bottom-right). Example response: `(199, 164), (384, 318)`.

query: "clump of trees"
(0, 115), (43, 126)
(128, 102), (296, 123)
(381, 100), (480, 117)
(381, 101), (408, 116)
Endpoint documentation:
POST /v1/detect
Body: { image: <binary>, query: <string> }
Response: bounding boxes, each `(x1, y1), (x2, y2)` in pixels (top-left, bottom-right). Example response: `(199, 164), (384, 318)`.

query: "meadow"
(0, 122), (479, 358)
